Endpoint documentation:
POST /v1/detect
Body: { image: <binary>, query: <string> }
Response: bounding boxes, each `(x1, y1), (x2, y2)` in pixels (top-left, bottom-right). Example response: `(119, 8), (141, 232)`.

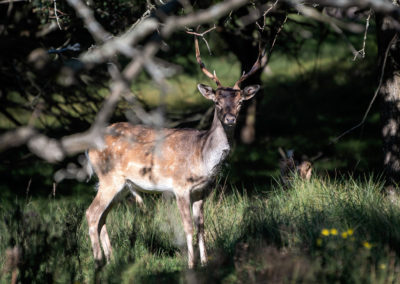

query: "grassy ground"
(2, 176), (400, 283)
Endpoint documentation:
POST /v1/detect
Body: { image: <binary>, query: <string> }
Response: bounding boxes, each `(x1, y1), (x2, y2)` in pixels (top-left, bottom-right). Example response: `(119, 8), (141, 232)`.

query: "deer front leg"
(100, 224), (113, 262)
(176, 193), (195, 269)
(86, 199), (105, 267)
(193, 199), (207, 266)
(86, 180), (123, 268)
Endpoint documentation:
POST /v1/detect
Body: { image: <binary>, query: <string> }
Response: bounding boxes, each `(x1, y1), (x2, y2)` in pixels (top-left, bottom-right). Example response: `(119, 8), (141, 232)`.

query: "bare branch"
(304, 0), (400, 17)
(332, 34), (398, 143)
(292, 2), (364, 33)
(185, 25), (216, 36)
(256, 0), (280, 31)
(0, 127), (36, 152)
(162, 0), (249, 37)
(0, 0), (26, 3)
(80, 18), (159, 64)
(66, 0), (111, 43)
(328, 19), (359, 57)
(186, 25), (216, 55)
(53, 0), (62, 30)
(267, 14), (288, 63)
(353, 9), (372, 60)
(0, 0), (254, 162)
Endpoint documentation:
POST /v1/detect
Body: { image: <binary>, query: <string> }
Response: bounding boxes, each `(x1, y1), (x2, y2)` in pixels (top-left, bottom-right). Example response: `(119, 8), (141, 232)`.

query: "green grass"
(2, 176), (400, 283)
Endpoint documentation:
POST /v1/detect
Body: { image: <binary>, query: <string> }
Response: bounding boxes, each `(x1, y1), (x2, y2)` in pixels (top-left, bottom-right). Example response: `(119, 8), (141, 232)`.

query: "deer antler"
(194, 35), (222, 87)
(233, 41), (266, 89)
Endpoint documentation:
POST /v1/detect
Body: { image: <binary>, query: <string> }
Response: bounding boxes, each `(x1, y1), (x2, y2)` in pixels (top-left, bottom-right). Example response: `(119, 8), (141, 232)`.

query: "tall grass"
(2, 176), (400, 283)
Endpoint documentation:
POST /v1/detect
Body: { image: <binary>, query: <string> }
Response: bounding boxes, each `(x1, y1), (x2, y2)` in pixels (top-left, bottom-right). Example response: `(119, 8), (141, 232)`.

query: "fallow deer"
(278, 148), (312, 187)
(85, 35), (263, 269)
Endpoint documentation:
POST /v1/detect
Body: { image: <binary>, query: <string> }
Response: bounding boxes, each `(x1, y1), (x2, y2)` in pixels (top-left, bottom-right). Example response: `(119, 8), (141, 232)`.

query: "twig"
(0, 127), (36, 152)
(329, 20), (358, 58)
(353, 9), (372, 61)
(0, 0), (252, 162)
(52, 182), (56, 198)
(162, 0), (249, 37)
(303, 0), (400, 20)
(53, 0), (62, 30)
(201, 37), (213, 55)
(293, 2), (364, 33)
(186, 25), (217, 55)
(256, 0), (279, 31)
(266, 14), (287, 64)
(332, 34), (398, 143)
(0, 0), (25, 3)
(128, 9), (151, 32)
(278, 147), (287, 159)
(26, 178), (31, 202)
(185, 25), (216, 36)
(66, 0), (111, 43)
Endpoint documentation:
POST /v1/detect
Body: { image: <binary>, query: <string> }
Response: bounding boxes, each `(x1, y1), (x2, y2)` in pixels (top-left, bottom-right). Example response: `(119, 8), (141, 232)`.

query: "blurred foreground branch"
(0, 0), (250, 162)
(2, 0), (400, 164)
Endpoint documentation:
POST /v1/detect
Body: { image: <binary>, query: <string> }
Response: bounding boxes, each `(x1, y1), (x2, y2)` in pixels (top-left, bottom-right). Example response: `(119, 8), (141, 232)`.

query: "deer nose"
(223, 114), (236, 125)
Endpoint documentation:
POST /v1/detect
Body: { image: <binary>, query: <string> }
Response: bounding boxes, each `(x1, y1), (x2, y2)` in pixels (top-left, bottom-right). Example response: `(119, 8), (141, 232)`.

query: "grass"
(2, 176), (400, 283)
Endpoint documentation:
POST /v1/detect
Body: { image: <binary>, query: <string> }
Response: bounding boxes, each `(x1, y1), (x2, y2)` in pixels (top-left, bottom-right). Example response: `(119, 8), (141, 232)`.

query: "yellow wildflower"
(363, 241), (372, 249)
(380, 264), (387, 270)
(341, 232), (348, 239)
(321, 229), (330, 236)
(347, 229), (354, 236)
(330, 229), (338, 235)
(316, 238), (323, 247)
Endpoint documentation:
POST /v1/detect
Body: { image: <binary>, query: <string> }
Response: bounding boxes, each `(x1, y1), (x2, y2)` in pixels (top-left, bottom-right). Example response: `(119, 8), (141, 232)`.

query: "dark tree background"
(1, 0), (400, 198)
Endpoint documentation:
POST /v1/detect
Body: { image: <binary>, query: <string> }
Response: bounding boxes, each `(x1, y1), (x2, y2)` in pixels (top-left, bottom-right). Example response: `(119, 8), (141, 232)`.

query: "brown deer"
(85, 35), (263, 269)
(278, 148), (312, 187)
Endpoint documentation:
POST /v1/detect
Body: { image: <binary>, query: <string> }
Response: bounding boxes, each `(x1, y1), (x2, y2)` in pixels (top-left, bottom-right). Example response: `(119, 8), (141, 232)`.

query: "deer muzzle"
(223, 113), (236, 126)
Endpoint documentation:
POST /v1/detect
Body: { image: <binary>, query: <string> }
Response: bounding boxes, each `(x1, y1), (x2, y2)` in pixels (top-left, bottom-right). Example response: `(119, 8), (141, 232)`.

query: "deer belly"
(126, 177), (174, 193)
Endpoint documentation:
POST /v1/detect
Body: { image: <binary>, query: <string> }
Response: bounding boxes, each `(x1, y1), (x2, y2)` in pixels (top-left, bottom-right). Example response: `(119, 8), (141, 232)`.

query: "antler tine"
(233, 41), (266, 89)
(195, 35), (222, 87)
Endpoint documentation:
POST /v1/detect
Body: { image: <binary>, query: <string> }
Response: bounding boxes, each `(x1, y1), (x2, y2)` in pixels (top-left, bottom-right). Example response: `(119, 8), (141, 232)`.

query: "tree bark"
(376, 10), (400, 188)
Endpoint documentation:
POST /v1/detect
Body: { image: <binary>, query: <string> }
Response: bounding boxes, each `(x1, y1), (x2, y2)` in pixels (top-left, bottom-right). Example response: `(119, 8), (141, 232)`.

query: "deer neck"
(201, 109), (233, 176)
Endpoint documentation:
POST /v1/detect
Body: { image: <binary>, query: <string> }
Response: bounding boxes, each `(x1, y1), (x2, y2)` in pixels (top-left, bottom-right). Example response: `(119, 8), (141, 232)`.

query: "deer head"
(194, 35), (262, 128)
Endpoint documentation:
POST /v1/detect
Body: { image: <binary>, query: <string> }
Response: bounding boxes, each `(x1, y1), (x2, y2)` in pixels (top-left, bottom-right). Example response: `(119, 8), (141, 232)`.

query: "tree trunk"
(376, 11), (400, 188)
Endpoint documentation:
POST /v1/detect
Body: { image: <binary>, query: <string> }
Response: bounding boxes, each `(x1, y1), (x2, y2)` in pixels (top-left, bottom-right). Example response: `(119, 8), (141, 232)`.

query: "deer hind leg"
(193, 199), (207, 266)
(86, 178), (125, 268)
(176, 192), (195, 269)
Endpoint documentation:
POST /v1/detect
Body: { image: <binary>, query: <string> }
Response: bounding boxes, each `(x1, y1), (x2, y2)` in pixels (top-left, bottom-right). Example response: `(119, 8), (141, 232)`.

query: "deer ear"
(243, 85), (260, 100)
(197, 84), (216, 101)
